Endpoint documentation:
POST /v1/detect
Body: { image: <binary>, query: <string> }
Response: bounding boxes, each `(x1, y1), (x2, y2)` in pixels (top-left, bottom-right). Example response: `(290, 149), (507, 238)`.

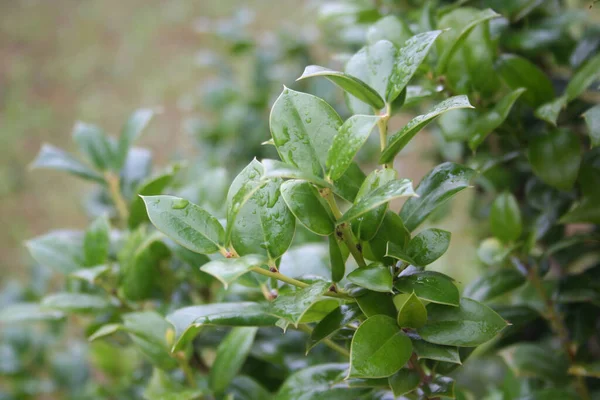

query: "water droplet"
(172, 198), (189, 209)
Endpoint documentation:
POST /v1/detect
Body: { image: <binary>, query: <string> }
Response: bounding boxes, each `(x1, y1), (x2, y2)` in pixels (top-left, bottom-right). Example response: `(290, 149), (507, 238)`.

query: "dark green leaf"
(30, 144), (104, 183)
(115, 108), (154, 170)
(463, 268), (526, 302)
(505, 343), (568, 381)
(41, 293), (114, 313)
(385, 242), (418, 265)
(406, 228), (451, 266)
(0, 303), (64, 323)
(25, 231), (84, 274)
(297, 65), (385, 110)
(527, 130), (581, 191)
(226, 159), (265, 241)
(332, 162), (366, 202)
(367, 211), (410, 263)
(329, 235), (346, 282)
(200, 255), (266, 289)
(490, 192), (522, 243)
(400, 162), (476, 231)
(411, 336), (461, 364)
(583, 104), (600, 148)
(394, 292), (427, 328)
(347, 263), (393, 293)
(395, 271), (459, 306)
(228, 376), (272, 400)
(495, 54), (554, 108)
(72, 122), (114, 171)
(269, 281), (331, 326)
(534, 96), (567, 126)
(308, 304), (361, 353)
(353, 169), (396, 241)
(281, 180), (334, 235)
(565, 53), (600, 101)
(355, 291), (397, 318)
(388, 369), (420, 396)
(128, 165), (178, 229)
(210, 327), (258, 394)
(142, 195), (225, 254)
(83, 215), (110, 266)
(418, 298), (508, 346)
(349, 315), (412, 378)
(424, 376), (455, 398)
(380, 96), (473, 164)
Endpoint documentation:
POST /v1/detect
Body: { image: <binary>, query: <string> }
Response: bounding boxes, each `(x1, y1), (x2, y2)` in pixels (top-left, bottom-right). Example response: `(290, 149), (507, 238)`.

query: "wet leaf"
(200, 255), (267, 289)
(395, 271), (459, 306)
(347, 263), (393, 293)
(281, 180), (335, 236)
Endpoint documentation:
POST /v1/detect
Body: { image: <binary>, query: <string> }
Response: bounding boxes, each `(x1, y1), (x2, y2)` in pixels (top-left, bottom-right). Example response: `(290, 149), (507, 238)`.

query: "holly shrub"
(2, 1), (599, 399)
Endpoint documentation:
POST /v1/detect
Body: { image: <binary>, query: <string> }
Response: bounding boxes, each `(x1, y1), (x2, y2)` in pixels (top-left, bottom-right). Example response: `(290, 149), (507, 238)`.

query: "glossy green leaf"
(367, 211), (410, 263)
(200, 255), (266, 289)
(349, 315), (412, 378)
(394, 292), (427, 328)
(299, 299), (339, 324)
(527, 130), (581, 191)
(270, 88), (341, 177)
(281, 180), (334, 235)
(210, 327), (258, 394)
(406, 228), (451, 266)
(565, 53), (600, 101)
(400, 162), (476, 231)
(534, 96), (567, 126)
(355, 291), (397, 318)
(463, 268), (526, 302)
(490, 192), (522, 243)
(262, 159), (331, 188)
(30, 144), (104, 183)
(353, 169), (396, 241)
(297, 65), (385, 110)
(367, 15), (412, 47)
(167, 302), (277, 352)
(339, 179), (415, 223)
(115, 108), (154, 170)
(347, 263), (393, 293)
(269, 281), (331, 326)
(329, 235), (345, 282)
(583, 104), (600, 148)
(395, 271), (459, 306)
(122, 311), (178, 370)
(385, 242), (417, 265)
(495, 54), (555, 108)
(226, 159), (265, 240)
(142, 195), (225, 254)
(418, 298), (508, 346)
(327, 115), (380, 180)
(380, 96), (473, 163)
(388, 369), (420, 396)
(83, 215), (110, 267)
(25, 231), (84, 274)
(128, 165), (178, 229)
(436, 8), (500, 74)
(308, 304), (361, 353)
(41, 293), (114, 313)
(468, 88), (526, 151)
(411, 336), (461, 364)
(72, 122), (113, 171)
(0, 303), (65, 323)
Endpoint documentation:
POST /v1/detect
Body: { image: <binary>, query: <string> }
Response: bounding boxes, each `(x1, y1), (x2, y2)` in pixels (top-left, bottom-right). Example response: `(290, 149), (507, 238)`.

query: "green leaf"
(345, 40), (396, 114)
(0, 303), (64, 323)
(560, 197), (600, 225)
(583, 104), (600, 148)
(349, 315), (412, 378)
(327, 115), (380, 180)
(477, 237), (512, 266)
(353, 169), (396, 241)
(71, 265), (112, 285)
(88, 323), (123, 341)
(388, 30), (443, 102)
(490, 192), (522, 243)
(528, 130), (582, 191)
(281, 180), (334, 235)
(367, 211), (410, 263)
(41, 292), (114, 313)
(200, 255), (266, 289)
(504, 343), (568, 381)
(534, 96), (567, 126)
(332, 162), (366, 202)
(72, 122), (114, 171)
(385, 242), (418, 265)
(468, 88), (526, 151)
(418, 298), (508, 346)
(25, 231), (84, 274)
(128, 165), (178, 229)
(297, 65), (385, 110)
(424, 376), (455, 398)
(388, 369), (420, 397)
(226, 159), (265, 241)
(380, 96), (474, 163)
(339, 179), (415, 223)
(30, 144), (104, 183)
(84, 215), (110, 266)
(308, 304), (361, 353)
(400, 162), (476, 231)
(115, 108), (154, 170)
(329, 235), (346, 282)
(228, 376), (272, 400)
(144, 368), (204, 400)
(406, 228), (451, 266)
(411, 336), (461, 364)
(347, 263), (393, 293)
(394, 292), (427, 328)
(270, 88), (342, 177)
(262, 159), (331, 188)
(210, 327), (258, 394)
(231, 177), (296, 260)
(565, 53), (600, 101)
(122, 311), (178, 370)
(355, 291), (396, 318)
(463, 268), (526, 302)
(436, 8), (500, 75)
(395, 271), (459, 306)
(269, 281), (331, 326)
(167, 302), (277, 352)
(142, 195), (225, 254)
(367, 15), (412, 47)
(495, 54), (554, 108)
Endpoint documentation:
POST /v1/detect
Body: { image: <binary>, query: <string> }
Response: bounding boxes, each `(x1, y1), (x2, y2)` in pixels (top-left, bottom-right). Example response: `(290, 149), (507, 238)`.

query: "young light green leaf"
(436, 8), (500, 74)
(355, 291), (397, 318)
(226, 159), (265, 241)
(418, 298), (508, 346)
(72, 122), (114, 171)
(114, 108), (154, 170)
(388, 369), (420, 397)
(297, 65), (385, 110)
(385, 242), (418, 265)
(353, 169), (396, 241)
(468, 88), (526, 151)
(281, 180), (335, 236)
(83, 215), (110, 266)
(534, 95), (567, 126)
(25, 230), (84, 274)
(209, 327), (258, 394)
(129, 165), (178, 229)
(142, 195), (225, 254)
(394, 292), (427, 328)
(400, 162), (476, 231)
(270, 88), (342, 177)
(395, 271), (459, 306)
(406, 228), (451, 266)
(583, 104), (600, 148)
(41, 292), (114, 313)
(495, 54), (554, 108)
(347, 263), (393, 293)
(262, 159), (331, 188)
(380, 96), (474, 163)
(200, 255), (266, 289)
(367, 15), (412, 47)
(0, 303), (65, 324)
(490, 192), (522, 243)
(30, 144), (104, 183)
(527, 129), (582, 191)
(269, 281), (331, 327)
(339, 179), (415, 223)
(463, 268), (526, 302)
(308, 304), (361, 353)
(327, 115), (380, 180)
(349, 315), (412, 378)
(565, 53), (600, 101)
(329, 235), (346, 282)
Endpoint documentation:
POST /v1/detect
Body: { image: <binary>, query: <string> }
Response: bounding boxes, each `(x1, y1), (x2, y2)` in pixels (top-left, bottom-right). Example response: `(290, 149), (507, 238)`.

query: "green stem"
(376, 105), (393, 170)
(175, 352), (196, 387)
(297, 324), (350, 357)
(105, 172), (129, 223)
